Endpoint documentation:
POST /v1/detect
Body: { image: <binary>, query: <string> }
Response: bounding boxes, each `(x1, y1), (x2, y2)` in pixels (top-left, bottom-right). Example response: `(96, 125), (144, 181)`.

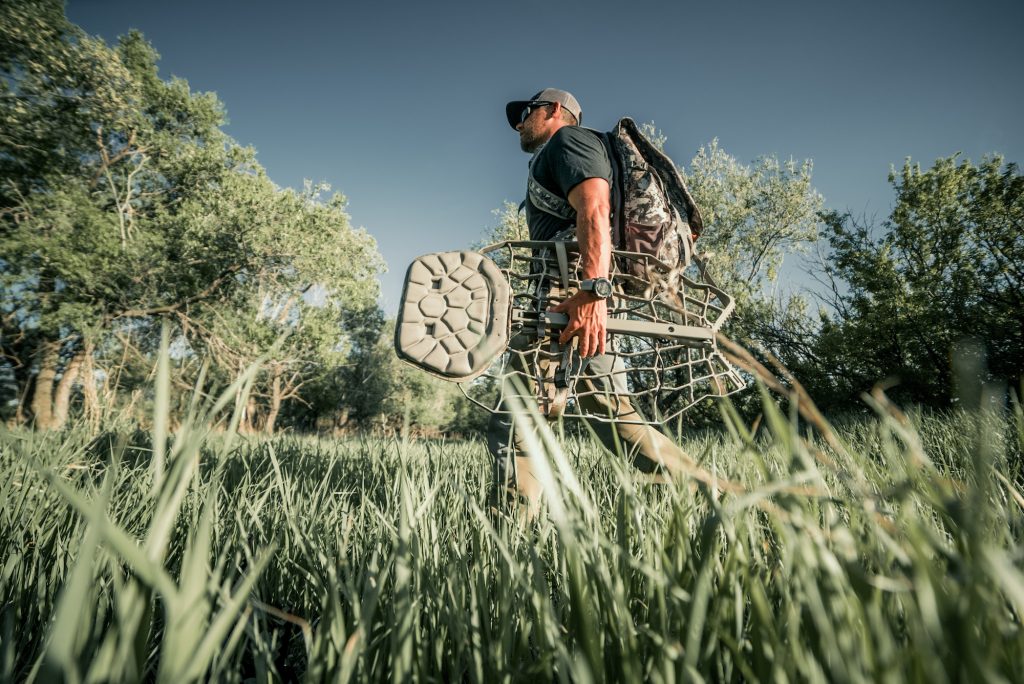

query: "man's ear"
(546, 102), (562, 121)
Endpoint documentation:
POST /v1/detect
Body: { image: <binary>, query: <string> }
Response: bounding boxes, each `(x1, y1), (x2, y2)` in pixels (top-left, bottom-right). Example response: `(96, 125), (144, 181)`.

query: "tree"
(813, 155), (1023, 408)
(1, 0), (141, 426)
(191, 183), (383, 434)
(683, 139), (823, 351)
(0, 4), (385, 429)
(477, 201), (530, 247)
(339, 319), (478, 436)
(1, 9), (242, 426)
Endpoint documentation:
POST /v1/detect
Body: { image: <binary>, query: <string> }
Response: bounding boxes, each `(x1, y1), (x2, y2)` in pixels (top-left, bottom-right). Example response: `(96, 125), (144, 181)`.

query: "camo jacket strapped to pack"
(613, 117), (703, 240)
(527, 118), (705, 289)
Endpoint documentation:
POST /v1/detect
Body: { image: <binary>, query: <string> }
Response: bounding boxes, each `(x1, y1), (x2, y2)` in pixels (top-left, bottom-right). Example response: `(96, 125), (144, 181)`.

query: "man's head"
(505, 88), (582, 153)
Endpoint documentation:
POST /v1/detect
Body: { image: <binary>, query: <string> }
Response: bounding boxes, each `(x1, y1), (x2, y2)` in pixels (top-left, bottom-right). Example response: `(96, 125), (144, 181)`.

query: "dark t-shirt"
(526, 126), (612, 240)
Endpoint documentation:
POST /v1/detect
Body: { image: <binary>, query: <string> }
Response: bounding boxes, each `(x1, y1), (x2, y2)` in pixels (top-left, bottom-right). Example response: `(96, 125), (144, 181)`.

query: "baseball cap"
(505, 88), (582, 129)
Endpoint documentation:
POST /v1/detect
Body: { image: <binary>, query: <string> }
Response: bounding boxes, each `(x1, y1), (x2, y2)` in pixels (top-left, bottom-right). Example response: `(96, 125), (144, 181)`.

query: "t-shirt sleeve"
(544, 127), (612, 198)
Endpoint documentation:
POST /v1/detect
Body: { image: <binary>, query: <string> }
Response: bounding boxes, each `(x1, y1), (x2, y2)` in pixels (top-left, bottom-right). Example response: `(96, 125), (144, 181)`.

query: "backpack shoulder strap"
(527, 169), (575, 220)
(598, 129), (626, 249)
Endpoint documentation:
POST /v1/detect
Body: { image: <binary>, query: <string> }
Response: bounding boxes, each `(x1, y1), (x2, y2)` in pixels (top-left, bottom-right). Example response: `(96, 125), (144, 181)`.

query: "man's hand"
(549, 292), (607, 357)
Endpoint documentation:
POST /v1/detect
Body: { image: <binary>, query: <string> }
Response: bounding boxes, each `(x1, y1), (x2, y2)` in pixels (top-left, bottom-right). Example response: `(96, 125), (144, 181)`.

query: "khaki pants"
(486, 331), (694, 508)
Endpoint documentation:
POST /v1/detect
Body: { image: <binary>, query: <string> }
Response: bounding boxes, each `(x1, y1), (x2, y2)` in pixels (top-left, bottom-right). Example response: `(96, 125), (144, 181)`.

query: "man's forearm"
(555, 178), (612, 357)
(575, 206), (611, 281)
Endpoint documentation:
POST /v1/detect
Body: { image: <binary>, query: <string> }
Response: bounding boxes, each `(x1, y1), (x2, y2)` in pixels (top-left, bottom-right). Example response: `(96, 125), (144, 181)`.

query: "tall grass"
(1, 341), (1023, 681)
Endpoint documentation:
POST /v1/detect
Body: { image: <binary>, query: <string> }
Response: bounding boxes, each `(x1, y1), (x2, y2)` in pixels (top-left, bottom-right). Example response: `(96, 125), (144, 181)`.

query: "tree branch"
(110, 263), (242, 321)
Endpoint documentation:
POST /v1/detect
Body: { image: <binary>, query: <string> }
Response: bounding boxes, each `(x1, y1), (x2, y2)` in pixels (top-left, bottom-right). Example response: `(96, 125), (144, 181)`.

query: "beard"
(518, 121), (547, 153)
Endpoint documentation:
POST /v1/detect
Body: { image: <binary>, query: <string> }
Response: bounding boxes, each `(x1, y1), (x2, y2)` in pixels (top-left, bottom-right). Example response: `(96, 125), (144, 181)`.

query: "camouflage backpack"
(527, 117), (704, 286)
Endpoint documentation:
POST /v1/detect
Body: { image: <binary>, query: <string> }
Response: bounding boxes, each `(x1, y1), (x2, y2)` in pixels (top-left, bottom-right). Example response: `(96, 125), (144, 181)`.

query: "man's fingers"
(563, 333), (606, 358)
(559, 322), (580, 344)
(558, 323), (608, 357)
(551, 295), (609, 357)
(585, 327), (606, 358)
(580, 329), (599, 358)
(549, 293), (585, 313)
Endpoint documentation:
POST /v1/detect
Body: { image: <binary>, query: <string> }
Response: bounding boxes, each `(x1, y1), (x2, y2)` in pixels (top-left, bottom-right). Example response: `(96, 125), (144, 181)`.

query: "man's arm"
(549, 176), (611, 357)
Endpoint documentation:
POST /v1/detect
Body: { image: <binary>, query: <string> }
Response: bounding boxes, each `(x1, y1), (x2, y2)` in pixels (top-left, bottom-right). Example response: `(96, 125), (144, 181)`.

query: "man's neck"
(530, 123), (569, 159)
(529, 141), (548, 162)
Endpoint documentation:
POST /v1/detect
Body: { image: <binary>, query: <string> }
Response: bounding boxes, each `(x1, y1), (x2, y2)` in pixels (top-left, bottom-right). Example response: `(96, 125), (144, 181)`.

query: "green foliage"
(814, 154), (1024, 407)
(2, 353), (1023, 680)
(1, 21), (239, 333)
(475, 200), (529, 252)
(189, 181), (383, 432)
(680, 142), (824, 424)
(0, 5), (384, 431)
(683, 140), (823, 349)
(339, 318), (487, 435)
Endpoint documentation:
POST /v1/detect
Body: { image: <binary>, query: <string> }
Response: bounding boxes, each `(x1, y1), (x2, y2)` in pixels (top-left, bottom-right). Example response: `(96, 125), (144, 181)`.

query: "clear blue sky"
(68, 0), (1023, 312)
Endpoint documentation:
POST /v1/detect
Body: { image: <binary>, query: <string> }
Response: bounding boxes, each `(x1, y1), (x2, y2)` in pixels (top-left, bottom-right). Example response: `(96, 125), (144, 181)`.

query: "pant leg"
(575, 352), (695, 477)
(486, 337), (696, 502)
(486, 334), (546, 503)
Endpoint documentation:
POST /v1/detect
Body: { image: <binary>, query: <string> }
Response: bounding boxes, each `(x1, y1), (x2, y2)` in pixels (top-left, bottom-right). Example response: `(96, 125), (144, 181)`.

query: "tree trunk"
(80, 341), (101, 432)
(264, 367), (282, 435)
(241, 396), (259, 434)
(30, 340), (60, 430)
(51, 350), (84, 429)
(11, 375), (32, 427)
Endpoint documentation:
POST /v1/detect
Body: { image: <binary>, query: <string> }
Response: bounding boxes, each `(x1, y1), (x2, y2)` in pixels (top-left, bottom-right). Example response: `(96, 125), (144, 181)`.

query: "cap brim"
(505, 101), (530, 129)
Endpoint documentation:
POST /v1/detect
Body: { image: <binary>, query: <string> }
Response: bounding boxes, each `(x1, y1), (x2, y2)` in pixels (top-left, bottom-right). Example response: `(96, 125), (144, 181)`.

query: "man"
(489, 88), (696, 514)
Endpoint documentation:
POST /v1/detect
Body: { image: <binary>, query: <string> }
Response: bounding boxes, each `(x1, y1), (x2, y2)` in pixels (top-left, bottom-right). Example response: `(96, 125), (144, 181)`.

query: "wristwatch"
(579, 277), (614, 299)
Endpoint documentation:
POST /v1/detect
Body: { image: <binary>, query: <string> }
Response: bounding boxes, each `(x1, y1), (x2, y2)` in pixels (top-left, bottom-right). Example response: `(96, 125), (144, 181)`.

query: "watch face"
(594, 278), (613, 298)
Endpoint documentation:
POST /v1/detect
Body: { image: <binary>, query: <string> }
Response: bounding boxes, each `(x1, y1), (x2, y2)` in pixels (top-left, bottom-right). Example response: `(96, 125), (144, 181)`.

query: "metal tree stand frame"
(395, 237), (746, 428)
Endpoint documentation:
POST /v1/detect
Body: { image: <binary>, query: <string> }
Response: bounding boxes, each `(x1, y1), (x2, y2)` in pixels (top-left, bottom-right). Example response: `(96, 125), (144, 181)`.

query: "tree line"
(3, 2), (1021, 435)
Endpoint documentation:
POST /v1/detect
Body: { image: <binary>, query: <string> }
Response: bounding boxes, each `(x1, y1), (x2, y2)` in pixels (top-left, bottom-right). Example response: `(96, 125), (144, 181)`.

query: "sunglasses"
(519, 101), (553, 125)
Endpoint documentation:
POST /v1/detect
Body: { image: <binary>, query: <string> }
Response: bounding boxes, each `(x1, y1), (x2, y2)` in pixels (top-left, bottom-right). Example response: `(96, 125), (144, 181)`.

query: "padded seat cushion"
(395, 251), (511, 381)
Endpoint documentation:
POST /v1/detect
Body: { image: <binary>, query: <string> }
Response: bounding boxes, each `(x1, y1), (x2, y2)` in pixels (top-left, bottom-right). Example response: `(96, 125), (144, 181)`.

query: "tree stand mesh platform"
(395, 238), (746, 427)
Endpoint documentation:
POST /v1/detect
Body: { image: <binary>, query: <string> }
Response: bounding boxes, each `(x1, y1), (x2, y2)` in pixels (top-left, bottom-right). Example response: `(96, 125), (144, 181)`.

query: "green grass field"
(2, 359), (1024, 682)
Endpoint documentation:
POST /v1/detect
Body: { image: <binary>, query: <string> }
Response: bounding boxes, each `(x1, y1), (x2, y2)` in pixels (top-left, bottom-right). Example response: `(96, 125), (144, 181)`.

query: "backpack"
(527, 118), (704, 288)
